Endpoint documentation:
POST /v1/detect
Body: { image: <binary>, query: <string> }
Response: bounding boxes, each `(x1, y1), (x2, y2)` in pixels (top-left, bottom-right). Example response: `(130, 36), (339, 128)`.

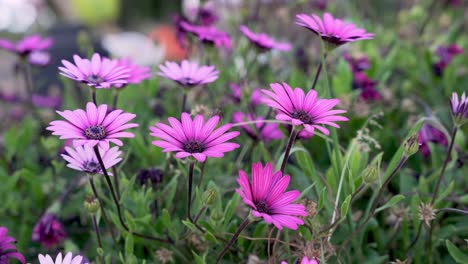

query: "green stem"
(91, 214), (104, 253)
(92, 89), (97, 105)
(310, 61), (323, 90)
(88, 176), (116, 242)
(280, 128), (298, 173)
(187, 161), (195, 221)
(112, 91), (119, 109)
(112, 167), (120, 201)
(216, 218), (250, 263)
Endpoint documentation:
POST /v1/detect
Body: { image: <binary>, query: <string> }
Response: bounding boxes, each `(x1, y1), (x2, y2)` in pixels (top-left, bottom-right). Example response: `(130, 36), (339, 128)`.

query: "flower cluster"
(432, 44), (463, 76)
(343, 53), (380, 101)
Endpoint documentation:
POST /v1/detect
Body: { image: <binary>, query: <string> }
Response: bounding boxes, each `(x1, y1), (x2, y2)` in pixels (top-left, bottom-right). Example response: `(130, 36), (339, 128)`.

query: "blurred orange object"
(150, 25), (188, 61)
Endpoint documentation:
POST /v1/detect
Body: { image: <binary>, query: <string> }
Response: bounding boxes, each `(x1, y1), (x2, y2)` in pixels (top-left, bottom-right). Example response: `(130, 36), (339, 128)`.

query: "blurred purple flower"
(433, 44), (463, 76)
(311, 0), (327, 11)
(199, 6), (219, 26)
(0, 34), (53, 56)
(28, 51), (51, 67)
(239, 25), (292, 51)
(232, 112), (283, 142)
(0, 226), (25, 264)
(158, 60), (219, 87)
(229, 83), (241, 103)
(250, 89), (263, 107)
(343, 53), (371, 72)
(418, 124), (447, 158)
(180, 21), (231, 49)
(32, 214), (66, 248)
(32, 94), (62, 109)
(136, 168), (164, 187)
(0, 91), (19, 103)
(115, 58), (152, 87)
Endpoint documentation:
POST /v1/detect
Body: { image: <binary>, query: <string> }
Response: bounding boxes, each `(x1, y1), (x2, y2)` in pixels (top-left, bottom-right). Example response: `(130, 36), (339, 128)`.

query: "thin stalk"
(193, 206), (207, 224)
(92, 146), (173, 244)
(350, 184), (366, 203)
(22, 61), (41, 120)
(88, 176), (117, 242)
(430, 127), (458, 205)
(112, 167), (120, 201)
(112, 91), (120, 109)
(342, 156), (408, 246)
(91, 214), (103, 250)
(280, 128), (298, 173)
(181, 92), (187, 113)
(406, 223), (423, 254)
(438, 208), (468, 215)
(310, 61), (323, 90)
(92, 89), (97, 105)
(197, 162), (206, 188)
(216, 218), (250, 263)
(187, 161), (196, 221)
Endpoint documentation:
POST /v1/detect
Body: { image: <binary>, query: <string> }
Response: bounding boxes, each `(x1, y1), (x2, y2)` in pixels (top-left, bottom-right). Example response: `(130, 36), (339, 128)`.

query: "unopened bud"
(403, 133), (420, 156)
(202, 188), (217, 206)
(363, 165), (378, 184)
(85, 196), (99, 214)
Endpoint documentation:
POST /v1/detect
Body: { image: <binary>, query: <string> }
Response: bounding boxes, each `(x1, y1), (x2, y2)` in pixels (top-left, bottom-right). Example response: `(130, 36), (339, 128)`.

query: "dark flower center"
(87, 74), (104, 84)
(84, 160), (101, 173)
(183, 141), (205, 153)
(255, 200), (270, 214)
(85, 125), (107, 140)
(180, 77), (197, 86)
(292, 110), (313, 124)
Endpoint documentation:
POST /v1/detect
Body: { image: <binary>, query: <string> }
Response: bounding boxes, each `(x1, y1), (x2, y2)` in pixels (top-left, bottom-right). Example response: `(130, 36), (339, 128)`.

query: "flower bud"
(202, 188), (217, 206)
(362, 165), (378, 184)
(84, 196), (99, 214)
(403, 133), (420, 157)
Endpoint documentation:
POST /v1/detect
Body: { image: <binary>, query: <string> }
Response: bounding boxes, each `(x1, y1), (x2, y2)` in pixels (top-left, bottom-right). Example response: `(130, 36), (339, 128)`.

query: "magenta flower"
(418, 124), (447, 158)
(433, 44), (463, 76)
(62, 145), (122, 174)
(232, 112), (283, 142)
(262, 82), (348, 136)
(150, 113), (240, 162)
(236, 162), (307, 230)
(47, 102), (138, 150)
(32, 214), (66, 248)
(451, 92), (468, 126)
(180, 21), (231, 49)
(38, 252), (88, 264)
(343, 53), (370, 72)
(301, 257), (319, 264)
(28, 51), (51, 67)
(239, 25), (292, 51)
(158, 60), (219, 87)
(59, 53), (130, 88)
(0, 226), (25, 264)
(116, 58), (152, 86)
(0, 34), (53, 56)
(295, 13), (374, 46)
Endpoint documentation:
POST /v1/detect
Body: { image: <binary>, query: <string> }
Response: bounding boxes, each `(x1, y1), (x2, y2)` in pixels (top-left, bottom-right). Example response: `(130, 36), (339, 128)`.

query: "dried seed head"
(155, 248), (173, 264)
(84, 196), (99, 214)
(419, 202), (437, 227)
(390, 259), (408, 264)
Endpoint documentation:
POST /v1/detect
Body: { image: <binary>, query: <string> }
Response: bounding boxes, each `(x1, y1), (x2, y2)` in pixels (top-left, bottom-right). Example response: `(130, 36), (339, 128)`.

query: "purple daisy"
(232, 112), (283, 142)
(0, 34), (53, 56)
(262, 82), (348, 136)
(236, 162), (308, 230)
(0, 226), (25, 264)
(61, 145), (122, 175)
(295, 13), (374, 46)
(115, 58), (152, 86)
(32, 214), (66, 248)
(47, 102), (138, 150)
(158, 60), (219, 87)
(150, 112), (240, 162)
(59, 53), (130, 88)
(239, 25), (292, 51)
(180, 21), (231, 49)
(451, 92), (468, 126)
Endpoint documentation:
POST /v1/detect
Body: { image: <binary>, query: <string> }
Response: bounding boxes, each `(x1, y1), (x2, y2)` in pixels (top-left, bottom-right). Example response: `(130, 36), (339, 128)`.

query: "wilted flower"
(451, 92), (468, 126)
(47, 102), (138, 150)
(38, 252), (88, 264)
(179, 21), (231, 49)
(115, 58), (152, 87)
(236, 162), (308, 230)
(295, 13), (374, 46)
(262, 82), (348, 136)
(158, 60), (219, 87)
(419, 202), (436, 227)
(155, 248), (174, 264)
(136, 168), (164, 187)
(232, 112), (283, 142)
(0, 226), (25, 264)
(61, 145), (122, 175)
(59, 53), (130, 88)
(418, 124), (447, 157)
(32, 214), (66, 248)
(239, 25), (292, 51)
(150, 113), (240, 162)
(0, 34), (53, 56)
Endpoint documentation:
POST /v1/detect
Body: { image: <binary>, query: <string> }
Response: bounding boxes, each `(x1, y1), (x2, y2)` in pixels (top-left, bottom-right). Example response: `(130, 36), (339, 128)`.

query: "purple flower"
(296, 13), (374, 46)
(115, 58), (152, 87)
(28, 51), (52, 67)
(38, 252), (88, 264)
(418, 124), (447, 158)
(199, 7), (219, 26)
(32, 94), (62, 109)
(451, 92), (468, 126)
(59, 53), (131, 89)
(433, 44), (463, 76)
(180, 21), (231, 49)
(32, 214), (66, 248)
(61, 145), (122, 175)
(150, 112), (240, 162)
(0, 34), (53, 56)
(343, 53), (371, 72)
(158, 60), (219, 87)
(0, 226), (25, 264)
(239, 25), (292, 51)
(232, 112), (283, 142)
(229, 83), (242, 103)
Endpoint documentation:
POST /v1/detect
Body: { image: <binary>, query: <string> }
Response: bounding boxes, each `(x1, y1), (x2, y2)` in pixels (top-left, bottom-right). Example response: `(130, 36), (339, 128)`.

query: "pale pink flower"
(115, 57), (152, 86)
(38, 252), (88, 264)
(240, 25), (292, 51)
(62, 145), (122, 175)
(0, 34), (53, 55)
(158, 60), (219, 87)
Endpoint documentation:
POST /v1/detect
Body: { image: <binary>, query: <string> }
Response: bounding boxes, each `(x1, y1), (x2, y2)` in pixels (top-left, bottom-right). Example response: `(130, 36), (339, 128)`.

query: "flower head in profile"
(0, 34), (53, 56)
(240, 25), (292, 51)
(115, 57), (152, 87)
(180, 21), (231, 49)
(61, 145), (122, 175)
(59, 53), (130, 88)
(451, 92), (468, 126)
(47, 102), (138, 150)
(418, 124), (447, 157)
(150, 113), (240, 162)
(232, 112), (283, 142)
(295, 13), (374, 46)
(158, 60), (219, 87)
(38, 252), (88, 264)
(262, 82), (348, 136)
(236, 162), (307, 230)
(0, 227), (25, 264)
(32, 213), (66, 248)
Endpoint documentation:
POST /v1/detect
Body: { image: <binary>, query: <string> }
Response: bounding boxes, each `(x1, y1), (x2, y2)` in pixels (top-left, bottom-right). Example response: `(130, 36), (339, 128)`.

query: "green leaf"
(376, 194), (406, 213)
(340, 195), (352, 218)
(298, 225), (312, 241)
(192, 251), (206, 264)
(204, 231), (218, 243)
(446, 240), (468, 263)
(125, 234), (134, 257)
(223, 195), (240, 225)
(318, 187), (327, 211)
(298, 183), (316, 200)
